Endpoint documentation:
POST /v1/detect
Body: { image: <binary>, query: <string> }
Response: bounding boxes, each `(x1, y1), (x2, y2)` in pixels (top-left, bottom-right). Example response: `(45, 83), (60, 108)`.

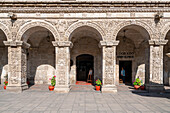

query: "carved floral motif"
(46, 20), (78, 41)
(17, 20), (60, 41)
(104, 47), (115, 85)
(160, 20), (170, 40)
(56, 47), (67, 85)
(65, 21), (106, 41)
(21, 48), (27, 84)
(0, 21), (12, 40)
(8, 47), (20, 84)
(111, 20), (155, 40)
(151, 46), (163, 84)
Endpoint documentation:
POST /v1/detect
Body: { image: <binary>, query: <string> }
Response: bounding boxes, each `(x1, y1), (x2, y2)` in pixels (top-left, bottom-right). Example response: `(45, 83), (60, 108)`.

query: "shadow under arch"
(115, 24), (150, 86)
(69, 25), (102, 85)
(69, 25), (103, 42)
(163, 30), (170, 86)
(0, 29), (8, 84)
(20, 26), (56, 86)
(112, 21), (153, 40)
(17, 21), (60, 42)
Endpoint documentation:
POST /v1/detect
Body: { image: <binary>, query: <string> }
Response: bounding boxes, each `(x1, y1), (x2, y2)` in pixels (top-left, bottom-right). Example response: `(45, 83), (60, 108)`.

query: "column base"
(102, 85), (117, 93)
(54, 85), (70, 93)
(6, 84), (28, 92)
(145, 84), (164, 92)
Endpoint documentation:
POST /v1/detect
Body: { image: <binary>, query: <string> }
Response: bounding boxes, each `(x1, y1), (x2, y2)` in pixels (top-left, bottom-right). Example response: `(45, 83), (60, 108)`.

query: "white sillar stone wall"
(1, 0), (170, 2)
(0, 48), (8, 84)
(27, 38), (55, 84)
(116, 33), (149, 85)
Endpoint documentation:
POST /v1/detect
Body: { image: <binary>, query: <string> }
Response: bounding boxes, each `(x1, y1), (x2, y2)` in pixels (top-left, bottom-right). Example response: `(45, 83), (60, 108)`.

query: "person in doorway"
(89, 68), (93, 76)
(121, 67), (125, 83)
(87, 68), (93, 83)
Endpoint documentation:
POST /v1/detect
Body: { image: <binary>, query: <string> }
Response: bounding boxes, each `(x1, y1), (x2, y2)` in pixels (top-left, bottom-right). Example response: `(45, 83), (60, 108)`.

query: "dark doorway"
(119, 61), (132, 84)
(76, 54), (94, 82)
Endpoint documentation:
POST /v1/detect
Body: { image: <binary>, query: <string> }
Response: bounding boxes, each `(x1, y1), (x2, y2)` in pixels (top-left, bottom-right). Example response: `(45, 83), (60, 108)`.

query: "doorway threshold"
(76, 81), (92, 85)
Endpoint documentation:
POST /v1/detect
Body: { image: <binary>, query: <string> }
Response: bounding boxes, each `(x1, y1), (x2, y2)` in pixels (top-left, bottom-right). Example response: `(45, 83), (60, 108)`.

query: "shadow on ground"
(118, 84), (170, 100)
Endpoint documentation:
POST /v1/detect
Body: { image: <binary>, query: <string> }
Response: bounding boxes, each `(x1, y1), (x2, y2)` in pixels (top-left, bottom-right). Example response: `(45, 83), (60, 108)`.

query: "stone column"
(3, 41), (30, 92)
(52, 41), (72, 93)
(147, 40), (168, 92)
(100, 41), (119, 93)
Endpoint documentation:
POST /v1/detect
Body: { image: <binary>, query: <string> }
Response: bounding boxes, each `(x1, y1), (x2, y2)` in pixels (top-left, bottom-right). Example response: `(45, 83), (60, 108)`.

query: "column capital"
(99, 40), (119, 47)
(3, 41), (30, 48)
(52, 41), (73, 48)
(149, 40), (168, 46)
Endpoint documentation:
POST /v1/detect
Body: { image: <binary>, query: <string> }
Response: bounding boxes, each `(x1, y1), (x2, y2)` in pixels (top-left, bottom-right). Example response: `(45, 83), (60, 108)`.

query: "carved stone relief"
(111, 20), (154, 40)
(0, 21), (12, 41)
(65, 21), (106, 41)
(161, 20), (170, 40)
(104, 46), (115, 85)
(56, 47), (67, 85)
(17, 20), (60, 41)
(151, 46), (163, 84)
(8, 47), (21, 84)
(46, 20), (78, 41)
(21, 48), (27, 84)
(94, 20), (116, 40)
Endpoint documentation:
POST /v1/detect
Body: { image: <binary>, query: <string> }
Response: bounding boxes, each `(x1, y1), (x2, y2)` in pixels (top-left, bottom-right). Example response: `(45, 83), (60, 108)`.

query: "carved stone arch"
(65, 21), (106, 41)
(161, 22), (170, 40)
(111, 20), (154, 40)
(17, 20), (60, 41)
(0, 22), (11, 41)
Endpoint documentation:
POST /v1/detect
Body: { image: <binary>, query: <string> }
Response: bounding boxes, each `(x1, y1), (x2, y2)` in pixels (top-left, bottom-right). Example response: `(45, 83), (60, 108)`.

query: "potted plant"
(133, 78), (141, 90)
(49, 75), (56, 91)
(140, 85), (145, 90)
(4, 80), (8, 90)
(95, 79), (102, 91)
(3, 74), (8, 90)
(27, 78), (30, 85)
(140, 80), (145, 90)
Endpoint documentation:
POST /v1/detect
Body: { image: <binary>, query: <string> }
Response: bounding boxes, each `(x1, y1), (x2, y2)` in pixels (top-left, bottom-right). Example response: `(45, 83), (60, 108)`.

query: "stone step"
(70, 85), (97, 92)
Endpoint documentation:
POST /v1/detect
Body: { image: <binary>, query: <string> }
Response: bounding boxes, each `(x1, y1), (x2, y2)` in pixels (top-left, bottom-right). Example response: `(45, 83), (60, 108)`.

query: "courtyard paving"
(0, 84), (170, 113)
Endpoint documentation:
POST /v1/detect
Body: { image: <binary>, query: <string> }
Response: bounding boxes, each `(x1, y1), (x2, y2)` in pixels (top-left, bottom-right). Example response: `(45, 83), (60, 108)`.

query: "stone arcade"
(0, 0), (170, 93)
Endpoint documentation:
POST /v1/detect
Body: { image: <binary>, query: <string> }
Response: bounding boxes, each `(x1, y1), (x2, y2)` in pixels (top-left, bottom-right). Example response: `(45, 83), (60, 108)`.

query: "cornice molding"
(1, 0), (170, 4)
(52, 41), (73, 48)
(3, 41), (30, 48)
(149, 40), (168, 46)
(99, 41), (119, 47)
(0, 7), (170, 13)
(0, 1), (170, 9)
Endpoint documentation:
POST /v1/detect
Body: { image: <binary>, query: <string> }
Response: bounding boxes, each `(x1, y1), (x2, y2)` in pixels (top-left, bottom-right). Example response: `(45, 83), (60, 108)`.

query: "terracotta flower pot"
(4, 86), (6, 90)
(140, 86), (145, 90)
(27, 81), (30, 85)
(96, 86), (100, 91)
(49, 86), (54, 91)
(134, 85), (140, 90)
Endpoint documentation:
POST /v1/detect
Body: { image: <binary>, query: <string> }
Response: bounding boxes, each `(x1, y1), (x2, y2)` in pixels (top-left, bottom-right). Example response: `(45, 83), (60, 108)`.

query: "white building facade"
(0, 0), (170, 92)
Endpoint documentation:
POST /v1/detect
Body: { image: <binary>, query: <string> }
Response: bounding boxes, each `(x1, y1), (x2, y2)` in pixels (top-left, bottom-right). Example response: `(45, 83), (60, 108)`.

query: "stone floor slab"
(0, 84), (170, 113)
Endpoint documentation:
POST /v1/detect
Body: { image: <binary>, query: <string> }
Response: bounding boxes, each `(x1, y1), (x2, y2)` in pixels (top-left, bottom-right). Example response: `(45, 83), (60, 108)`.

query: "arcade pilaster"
(52, 41), (72, 93)
(100, 41), (119, 93)
(147, 40), (168, 92)
(3, 41), (30, 92)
